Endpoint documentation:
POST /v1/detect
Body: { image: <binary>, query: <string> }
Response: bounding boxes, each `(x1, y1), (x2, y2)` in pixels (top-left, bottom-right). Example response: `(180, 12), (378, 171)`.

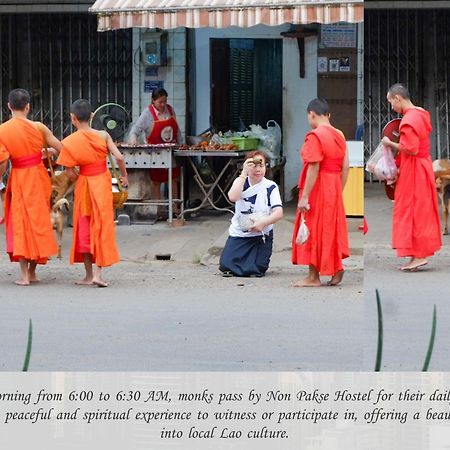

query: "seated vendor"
(219, 151), (283, 277)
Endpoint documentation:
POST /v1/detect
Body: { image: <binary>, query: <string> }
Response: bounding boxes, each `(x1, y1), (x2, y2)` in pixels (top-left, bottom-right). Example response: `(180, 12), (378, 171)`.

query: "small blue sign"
(144, 80), (164, 93)
(145, 67), (158, 77)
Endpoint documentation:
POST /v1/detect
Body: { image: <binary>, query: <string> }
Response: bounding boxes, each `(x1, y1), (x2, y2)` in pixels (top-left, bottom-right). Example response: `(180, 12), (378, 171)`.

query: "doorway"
(210, 38), (282, 133)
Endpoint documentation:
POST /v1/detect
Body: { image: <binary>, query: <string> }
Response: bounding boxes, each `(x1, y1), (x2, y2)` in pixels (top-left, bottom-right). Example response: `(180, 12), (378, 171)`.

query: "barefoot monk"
(0, 88), (62, 285)
(57, 99), (128, 287)
(381, 83), (441, 271)
(292, 98), (350, 287)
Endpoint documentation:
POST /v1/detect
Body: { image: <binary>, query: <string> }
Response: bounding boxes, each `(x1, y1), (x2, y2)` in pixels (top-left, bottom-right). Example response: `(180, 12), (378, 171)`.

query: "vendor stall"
(175, 150), (242, 218)
(116, 143), (183, 224)
(115, 131), (286, 223)
(175, 126), (285, 217)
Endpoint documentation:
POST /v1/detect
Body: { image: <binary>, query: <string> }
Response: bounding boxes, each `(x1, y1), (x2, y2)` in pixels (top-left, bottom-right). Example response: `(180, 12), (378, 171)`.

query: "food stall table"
(174, 150), (243, 218)
(116, 144), (183, 224)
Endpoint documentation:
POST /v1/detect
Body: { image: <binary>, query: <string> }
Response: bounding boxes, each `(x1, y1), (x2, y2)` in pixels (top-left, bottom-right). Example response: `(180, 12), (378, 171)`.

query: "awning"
(90, 0), (363, 31)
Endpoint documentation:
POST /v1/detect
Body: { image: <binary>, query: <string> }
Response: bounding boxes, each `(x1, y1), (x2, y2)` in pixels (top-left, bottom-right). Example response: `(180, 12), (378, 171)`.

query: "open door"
(211, 38), (282, 133)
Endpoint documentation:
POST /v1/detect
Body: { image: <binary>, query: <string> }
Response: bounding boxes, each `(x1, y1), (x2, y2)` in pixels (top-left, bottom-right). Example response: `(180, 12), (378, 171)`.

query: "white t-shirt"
(229, 177), (282, 238)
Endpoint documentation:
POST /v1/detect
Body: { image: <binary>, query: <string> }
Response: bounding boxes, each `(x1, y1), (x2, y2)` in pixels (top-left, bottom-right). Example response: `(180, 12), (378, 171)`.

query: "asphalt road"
(0, 203), (363, 372)
(364, 183), (450, 371)
(0, 258), (363, 371)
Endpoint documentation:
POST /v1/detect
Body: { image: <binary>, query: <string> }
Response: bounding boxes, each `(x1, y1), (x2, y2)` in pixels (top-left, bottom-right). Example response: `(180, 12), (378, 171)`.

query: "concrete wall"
(282, 35), (317, 199)
(193, 25), (318, 200)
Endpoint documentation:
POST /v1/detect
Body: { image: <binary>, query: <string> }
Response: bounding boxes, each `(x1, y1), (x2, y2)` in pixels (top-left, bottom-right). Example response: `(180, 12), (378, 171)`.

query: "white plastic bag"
(296, 215), (309, 245)
(365, 142), (384, 174)
(237, 211), (268, 232)
(247, 120), (282, 160)
(373, 146), (398, 182)
(265, 120), (282, 157)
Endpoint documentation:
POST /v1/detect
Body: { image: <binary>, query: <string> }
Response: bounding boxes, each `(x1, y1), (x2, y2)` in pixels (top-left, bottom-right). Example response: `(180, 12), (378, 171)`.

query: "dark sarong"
(219, 231), (274, 277)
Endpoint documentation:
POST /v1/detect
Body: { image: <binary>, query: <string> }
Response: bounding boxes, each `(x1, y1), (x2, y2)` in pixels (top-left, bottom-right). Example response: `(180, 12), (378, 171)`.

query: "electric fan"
(90, 103), (131, 142)
(90, 102), (130, 209)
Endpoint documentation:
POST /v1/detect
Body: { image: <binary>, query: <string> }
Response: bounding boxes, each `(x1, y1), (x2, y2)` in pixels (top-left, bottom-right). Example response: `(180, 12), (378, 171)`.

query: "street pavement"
(364, 182), (450, 371)
(0, 203), (363, 371)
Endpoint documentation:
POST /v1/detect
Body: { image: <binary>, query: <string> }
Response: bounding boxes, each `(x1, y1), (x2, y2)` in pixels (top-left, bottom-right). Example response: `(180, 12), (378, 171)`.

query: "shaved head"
(307, 98), (329, 116)
(388, 84), (410, 100)
(8, 88), (31, 111)
(70, 99), (92, 122)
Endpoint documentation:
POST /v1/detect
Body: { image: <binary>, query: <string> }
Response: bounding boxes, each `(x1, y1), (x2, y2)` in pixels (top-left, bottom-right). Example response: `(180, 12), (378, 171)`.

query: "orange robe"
(392, 107), (441, 257)
(0, 118), (57, 263)
(292, 125), (349, 275)
(57, 130), (120, 267)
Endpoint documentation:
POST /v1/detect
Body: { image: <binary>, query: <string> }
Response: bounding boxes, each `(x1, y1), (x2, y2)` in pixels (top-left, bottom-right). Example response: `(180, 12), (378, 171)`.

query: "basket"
(231, 137), (259, 151)
(109, 153), (128, 210)
(112, 185), (128, 209)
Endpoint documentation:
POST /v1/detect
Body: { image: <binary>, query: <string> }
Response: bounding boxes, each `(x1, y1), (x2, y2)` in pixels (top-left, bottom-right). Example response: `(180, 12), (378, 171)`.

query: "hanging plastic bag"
(265, 120), (282, 157)
(365, 142), (384, 174)
(248, 120), (282, 160)
(296, 214), (309, 245)
(373, 146), (398, 183)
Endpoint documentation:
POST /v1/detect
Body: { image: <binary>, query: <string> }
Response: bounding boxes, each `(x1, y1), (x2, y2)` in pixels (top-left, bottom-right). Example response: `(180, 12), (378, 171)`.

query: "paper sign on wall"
(318, 57), (328, 73)
(144, 80), (164, 93)
(321, 24), (357, 48)
(339, 56), (351, 72)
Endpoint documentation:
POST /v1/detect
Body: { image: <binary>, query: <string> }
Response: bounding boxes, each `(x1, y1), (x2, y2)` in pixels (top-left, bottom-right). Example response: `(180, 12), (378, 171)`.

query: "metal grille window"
(364, 9), (450, 162)
(0, 13), (132, 139)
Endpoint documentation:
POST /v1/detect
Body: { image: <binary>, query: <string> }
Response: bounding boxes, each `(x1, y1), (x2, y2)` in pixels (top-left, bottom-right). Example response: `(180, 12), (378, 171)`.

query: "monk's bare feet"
(400, 258), (428, 271)
(76, 277), (94, 285)
(93, 277), (108, 288)
(327, 270), (345, 286)
(15, 279), (30, 286)
(399, 257), (413, 270)
(29, 273), (40, 283)
(293, 277), (321, 287)
(92, 267), (108, 287)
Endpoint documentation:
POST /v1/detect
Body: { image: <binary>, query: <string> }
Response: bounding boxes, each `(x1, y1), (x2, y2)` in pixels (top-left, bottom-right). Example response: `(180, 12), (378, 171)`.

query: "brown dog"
(51, 170), (75, 203)
(50, 198), (70, 258)
(433, 159), (450, 235)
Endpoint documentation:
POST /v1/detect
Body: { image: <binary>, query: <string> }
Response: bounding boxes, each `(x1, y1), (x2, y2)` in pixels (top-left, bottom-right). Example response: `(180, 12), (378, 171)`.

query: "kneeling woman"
(219, 151), (283, 277)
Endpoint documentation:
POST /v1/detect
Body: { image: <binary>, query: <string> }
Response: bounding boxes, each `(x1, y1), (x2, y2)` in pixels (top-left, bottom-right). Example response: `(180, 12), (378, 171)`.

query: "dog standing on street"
(49, 169), (76, 258)
(51, 198), (70, 258)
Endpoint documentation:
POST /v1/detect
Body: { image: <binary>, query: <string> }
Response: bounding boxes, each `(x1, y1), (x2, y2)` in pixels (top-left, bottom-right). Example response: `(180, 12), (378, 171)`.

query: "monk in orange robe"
(57, 99), (128, 287)
(0, 88), (62, 285)
(381, 84), (441, 270)
(292, 98), (350, 287)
